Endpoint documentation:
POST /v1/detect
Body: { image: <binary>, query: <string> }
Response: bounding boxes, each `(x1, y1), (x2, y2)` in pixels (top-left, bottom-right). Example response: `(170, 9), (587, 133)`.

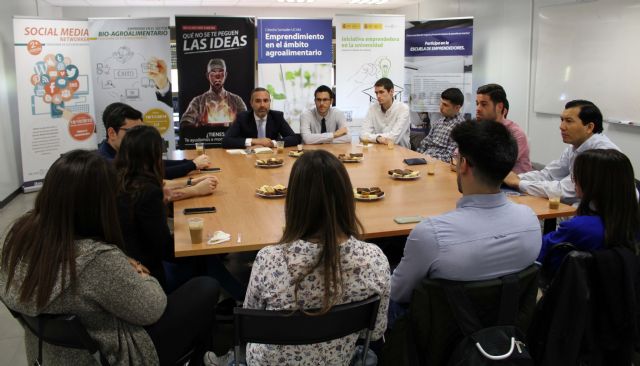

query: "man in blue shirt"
(97, 103), (218, 201)
(389, 120), (541, 323)
(97, 102), (210, 179)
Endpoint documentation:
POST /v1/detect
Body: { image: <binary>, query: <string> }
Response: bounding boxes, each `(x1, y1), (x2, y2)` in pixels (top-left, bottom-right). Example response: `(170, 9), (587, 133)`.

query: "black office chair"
(381, 265), (539, 366)
(6, 308), (110, 366)
(233, 295), (381, 366)
(528, 248), (640, 365)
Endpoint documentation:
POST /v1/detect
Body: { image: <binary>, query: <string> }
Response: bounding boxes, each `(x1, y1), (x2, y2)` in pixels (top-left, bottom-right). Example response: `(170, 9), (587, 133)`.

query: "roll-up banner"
(175, 16), (255, 148)
(335, 14), (405, 135)
(13, 17), (97, 191)
(257, 18), (333, 132)
(88, 17), (175, 153)
(405, 18), (474, 121)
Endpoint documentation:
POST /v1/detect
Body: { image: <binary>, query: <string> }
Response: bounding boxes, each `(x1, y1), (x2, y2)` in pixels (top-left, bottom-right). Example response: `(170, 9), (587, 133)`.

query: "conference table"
(171, 143), (575, 257)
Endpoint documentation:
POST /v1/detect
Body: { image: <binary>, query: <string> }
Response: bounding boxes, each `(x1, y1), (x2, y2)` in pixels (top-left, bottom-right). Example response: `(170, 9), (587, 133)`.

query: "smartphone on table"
(183, 207), (216, 215)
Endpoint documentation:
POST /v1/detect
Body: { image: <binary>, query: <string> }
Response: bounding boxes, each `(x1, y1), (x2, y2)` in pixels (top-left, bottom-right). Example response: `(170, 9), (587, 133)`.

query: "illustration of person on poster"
(179, 58), (247, 128)
(176, 16), (255, 148)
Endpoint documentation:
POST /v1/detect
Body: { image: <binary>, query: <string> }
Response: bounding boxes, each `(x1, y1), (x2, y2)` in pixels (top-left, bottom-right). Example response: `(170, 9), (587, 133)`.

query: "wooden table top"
(172, 144), (575, 256)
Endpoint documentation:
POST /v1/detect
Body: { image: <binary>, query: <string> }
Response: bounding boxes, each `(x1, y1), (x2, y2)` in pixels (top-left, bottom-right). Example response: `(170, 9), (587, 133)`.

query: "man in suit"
(222, 87), (301, 148)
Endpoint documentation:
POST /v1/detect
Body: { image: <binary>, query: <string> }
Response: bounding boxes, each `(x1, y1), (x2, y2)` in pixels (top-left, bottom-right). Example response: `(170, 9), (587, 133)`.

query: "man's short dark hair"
(374, 77), (394, 91)
(451, 119), (518, 186)
(477, 83), (508, 109)
(250, 87), (270, 101)
(102, 102), (142, 132)
(441, 88), (464, 106)
(564, 99), (603, 134)
(314, 85), (334, 100)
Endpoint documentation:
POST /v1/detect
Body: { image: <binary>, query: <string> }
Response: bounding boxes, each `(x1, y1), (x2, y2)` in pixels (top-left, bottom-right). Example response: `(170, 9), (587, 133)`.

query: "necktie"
(321, 117), (327, 133)
(257, 119), (266, 138)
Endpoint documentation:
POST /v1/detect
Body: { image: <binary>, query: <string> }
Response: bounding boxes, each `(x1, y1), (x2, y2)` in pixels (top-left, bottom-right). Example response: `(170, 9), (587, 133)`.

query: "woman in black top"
(115, 125), (245, 300)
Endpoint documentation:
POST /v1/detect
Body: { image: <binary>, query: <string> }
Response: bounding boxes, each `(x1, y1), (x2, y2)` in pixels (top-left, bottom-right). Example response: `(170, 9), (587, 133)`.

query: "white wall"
(0, 0), (62, 203)
(528, 0), (640, 177)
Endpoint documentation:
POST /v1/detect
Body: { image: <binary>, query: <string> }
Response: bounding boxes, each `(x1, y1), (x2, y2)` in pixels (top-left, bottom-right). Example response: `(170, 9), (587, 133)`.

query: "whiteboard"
(534, 0), (640, 122)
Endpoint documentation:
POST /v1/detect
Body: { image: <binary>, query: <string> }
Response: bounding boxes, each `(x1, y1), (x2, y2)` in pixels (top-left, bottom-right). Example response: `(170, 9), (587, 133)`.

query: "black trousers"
(146, 276), (219, 366)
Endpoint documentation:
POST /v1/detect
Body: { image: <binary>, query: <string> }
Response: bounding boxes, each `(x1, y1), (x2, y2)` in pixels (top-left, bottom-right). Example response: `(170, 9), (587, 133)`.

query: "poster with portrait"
(175, 16), (255, 148)
(335, 14), (405, 135)
(13, 17), (96, 191)
(89, 17), (175, 153)
(257, 18), (332, 132)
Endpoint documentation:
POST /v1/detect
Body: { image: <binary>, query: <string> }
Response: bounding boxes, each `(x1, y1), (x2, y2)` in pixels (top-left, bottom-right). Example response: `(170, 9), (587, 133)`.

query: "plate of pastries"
(388, 168), (421, 180)
(255, 158), (284, 168)
(353, 187), (385, 201)
(289, 150), (304, 157)
(256, 184), (287, 198)
(338, 153), (364, 163)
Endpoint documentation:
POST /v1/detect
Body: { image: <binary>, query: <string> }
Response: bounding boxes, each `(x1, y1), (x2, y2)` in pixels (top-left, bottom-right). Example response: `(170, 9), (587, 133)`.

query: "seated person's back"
(391, 120), (541, 306)
(538, 149), (640, 267)
(244, 150), (390, 365)
(0, 151), (165, 365)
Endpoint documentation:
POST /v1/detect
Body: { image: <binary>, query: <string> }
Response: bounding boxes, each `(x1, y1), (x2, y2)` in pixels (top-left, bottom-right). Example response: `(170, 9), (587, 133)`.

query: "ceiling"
(41, 0), (418, 10)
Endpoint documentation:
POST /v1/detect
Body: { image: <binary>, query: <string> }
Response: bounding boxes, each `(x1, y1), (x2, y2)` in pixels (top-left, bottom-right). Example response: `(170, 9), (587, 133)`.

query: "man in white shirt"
(300, 85), (351, 144)
(503, 100), (619, 204)
(360, 78), (410, 148)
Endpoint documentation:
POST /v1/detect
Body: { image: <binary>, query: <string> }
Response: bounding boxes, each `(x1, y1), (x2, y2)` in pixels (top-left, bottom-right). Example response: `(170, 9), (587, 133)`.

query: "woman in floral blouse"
(243, 149), (390, 365)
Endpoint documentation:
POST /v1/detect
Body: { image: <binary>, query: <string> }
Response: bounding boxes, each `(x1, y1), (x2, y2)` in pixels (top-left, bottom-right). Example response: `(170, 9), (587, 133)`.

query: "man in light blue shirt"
(390, 120), (541, 315)
(503, 99), (619, 204)
(300, 85), (351, 144)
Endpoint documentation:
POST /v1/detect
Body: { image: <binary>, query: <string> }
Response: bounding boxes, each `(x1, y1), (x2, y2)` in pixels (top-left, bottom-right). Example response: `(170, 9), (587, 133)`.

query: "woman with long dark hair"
(243, 149), (390, 365)
(115, 125), (245, 300)
(114, 124), (181, 287)
(538, 148), (640, 262)
(0, 150), (219, 366)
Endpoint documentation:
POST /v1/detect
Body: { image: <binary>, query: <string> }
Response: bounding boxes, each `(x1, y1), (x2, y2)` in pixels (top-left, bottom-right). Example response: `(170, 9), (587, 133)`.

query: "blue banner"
(405, 26), (472, 57)
(258, 19), (332, 64)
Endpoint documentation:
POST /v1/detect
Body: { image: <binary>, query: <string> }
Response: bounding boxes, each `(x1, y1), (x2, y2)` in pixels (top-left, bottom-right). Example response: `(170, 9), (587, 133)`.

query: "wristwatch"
(187, 177), (192, 186)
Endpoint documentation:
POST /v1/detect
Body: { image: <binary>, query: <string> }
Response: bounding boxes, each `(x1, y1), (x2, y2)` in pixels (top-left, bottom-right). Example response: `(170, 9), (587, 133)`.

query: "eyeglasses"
(315, 98), (332, 103)
(119, 127), (132, 133)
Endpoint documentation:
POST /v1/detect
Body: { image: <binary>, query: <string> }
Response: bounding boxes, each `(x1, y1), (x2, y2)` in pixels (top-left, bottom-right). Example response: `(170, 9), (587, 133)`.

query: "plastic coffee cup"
(548, 196), (560, 209)
(387, 139), (394, 150)
(276, 141), (285, 154)
(195, 142), (205, 155)
(427, 158), (436, 175)
(188, 217), (204, 244)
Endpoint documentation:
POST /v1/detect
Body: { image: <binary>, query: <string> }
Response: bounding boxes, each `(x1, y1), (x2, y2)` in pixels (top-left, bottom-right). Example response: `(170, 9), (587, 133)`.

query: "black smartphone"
(201, 167), (221, 172)
(403, 158), (427, 166)
(183, 207), (216, 215)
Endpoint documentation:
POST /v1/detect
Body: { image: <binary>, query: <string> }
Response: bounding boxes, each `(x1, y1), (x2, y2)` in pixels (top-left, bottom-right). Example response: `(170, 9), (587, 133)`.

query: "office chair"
(7, 309), (110, 366)
(381, 265), (539, 366)
(233, 295), (381, 366)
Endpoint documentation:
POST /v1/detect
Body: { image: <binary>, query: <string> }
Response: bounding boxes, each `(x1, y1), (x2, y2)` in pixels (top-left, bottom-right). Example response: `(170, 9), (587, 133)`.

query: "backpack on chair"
(445, 274), (534, 366)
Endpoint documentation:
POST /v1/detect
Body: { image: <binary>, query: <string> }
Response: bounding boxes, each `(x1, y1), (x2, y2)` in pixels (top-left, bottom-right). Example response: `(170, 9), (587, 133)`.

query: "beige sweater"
(0, 239), (167, 366)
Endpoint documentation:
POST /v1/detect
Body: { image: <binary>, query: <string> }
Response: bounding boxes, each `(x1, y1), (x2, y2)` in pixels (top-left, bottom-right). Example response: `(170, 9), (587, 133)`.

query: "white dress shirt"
(518, 133), (619, 203)
(360, 100), (410, 148)
(300, 107), (351, 144)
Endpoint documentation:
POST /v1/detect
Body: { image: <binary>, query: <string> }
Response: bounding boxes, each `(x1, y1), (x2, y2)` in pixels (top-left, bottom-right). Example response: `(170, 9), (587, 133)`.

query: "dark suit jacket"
(222, 109), (301, 148)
